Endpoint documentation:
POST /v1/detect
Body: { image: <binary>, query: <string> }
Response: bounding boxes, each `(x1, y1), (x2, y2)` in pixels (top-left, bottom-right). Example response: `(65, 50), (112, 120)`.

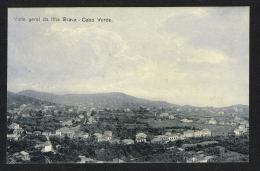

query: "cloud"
(8, 8), (249, 107)
(187, 49), (228, 64)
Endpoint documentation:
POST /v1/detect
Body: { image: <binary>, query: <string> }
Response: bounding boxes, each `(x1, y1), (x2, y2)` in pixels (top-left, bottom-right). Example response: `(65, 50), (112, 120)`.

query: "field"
(139, 118), (236, 136)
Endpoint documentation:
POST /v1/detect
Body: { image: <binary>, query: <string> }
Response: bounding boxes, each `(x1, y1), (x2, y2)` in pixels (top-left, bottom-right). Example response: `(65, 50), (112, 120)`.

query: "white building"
(104, 131), (113, 137)
(9, 123), (20, 130)
(136, 133), (147, 143)
(87, 116), (97, 124)
(194, 130), (202, 137)
(169, 115), (175, 119)
(160, 113), (169, 117)
(122, 139), (134, 144)
(208, 118), (217, 124)
(234, 125), (247, 136)
(200, 129), (211, 136)
(181, 119), (193, 123)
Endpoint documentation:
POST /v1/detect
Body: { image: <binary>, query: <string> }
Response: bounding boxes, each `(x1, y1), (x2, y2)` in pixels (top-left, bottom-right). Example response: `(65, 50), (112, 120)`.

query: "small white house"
(122, 139), (134, 144)
(136, 133), (147, 143)
(169, 115), (175, 119)
(160, 113), (169, 117)
(208, 118), (217, 124)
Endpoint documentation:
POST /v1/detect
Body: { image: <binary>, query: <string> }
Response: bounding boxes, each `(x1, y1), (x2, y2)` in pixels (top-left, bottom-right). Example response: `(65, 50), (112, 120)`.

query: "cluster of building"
(7, 123), (24, 141)
(138, 129), (212, 144)
(234, 124), (249, 136)
(183, 129), (211, 138)
(158, 113), (175, 119)
(10, 151), (30, 163)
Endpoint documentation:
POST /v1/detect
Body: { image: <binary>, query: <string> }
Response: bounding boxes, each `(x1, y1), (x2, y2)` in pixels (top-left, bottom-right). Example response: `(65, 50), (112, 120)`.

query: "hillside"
(7, 91), (46, 108)
(17, 90), (177, 109)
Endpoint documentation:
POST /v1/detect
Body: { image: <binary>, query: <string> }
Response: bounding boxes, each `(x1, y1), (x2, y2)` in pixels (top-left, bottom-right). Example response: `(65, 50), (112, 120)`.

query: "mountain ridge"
(17, 90), (177, 109)
(11, 90), (249, 109)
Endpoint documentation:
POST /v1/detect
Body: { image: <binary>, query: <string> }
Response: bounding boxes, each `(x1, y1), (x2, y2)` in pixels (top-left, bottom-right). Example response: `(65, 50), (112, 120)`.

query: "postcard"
(7, 7), (249, 163)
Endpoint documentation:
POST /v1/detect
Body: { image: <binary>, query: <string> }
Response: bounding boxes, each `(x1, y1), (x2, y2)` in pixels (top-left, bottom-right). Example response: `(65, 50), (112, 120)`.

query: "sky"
(8, 7), (249, 107)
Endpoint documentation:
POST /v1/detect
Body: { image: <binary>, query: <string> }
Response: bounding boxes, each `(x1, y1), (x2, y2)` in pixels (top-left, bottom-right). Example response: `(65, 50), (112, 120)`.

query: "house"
(56, 127), (75, 138)
(188, 109), (193, 113)
(184, 130), (194, 138)
(160, 113), (169, 117)
(238, 125), (245, 129)
(42, 132), (51, 136)
(87, 116), (97, 124)
(113, 158), (124, 163)
(208, 118), (217, 124)
(165, 132), (172, 136)
(103, 135), (112, 141)
(156, 135), (169, 141)
(41, 142), (52, 153)
(19, 151), (30, 161)
(122, 139), (134, 145)
(82, 133), (89, 139)
(151, 137), (163, 144)
(97, 137), (108, 142)
(109, 138), (120, 144)
(136, 133), (147, 143)
(234, 129), (243, 136)
(200, 129), (211, 136)
(168, 134), (180, 141)
(79, 114), (84, 119)
(104, 131), (113, 137)
(194, 130), (202, 137)
(188, 155), (215, 163)
(13, 128), (24, 135)
(234, 125), (247, 136)
(77, 132), (89, 138)
(13, 151), (30, 161)
(7, 134), (20, 141)
(95, 131), (114, 142)
(78, 156), (94, 163)
(169, 115), (175, 119)
(9, 123), (20, 130)
(93, 133), (103, 138)
(124, 108), (131, 112)
(181, 119), (193, 123)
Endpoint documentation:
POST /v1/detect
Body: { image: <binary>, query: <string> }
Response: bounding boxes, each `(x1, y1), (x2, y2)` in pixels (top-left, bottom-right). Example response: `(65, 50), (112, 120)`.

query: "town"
(6, 91), (249, 163)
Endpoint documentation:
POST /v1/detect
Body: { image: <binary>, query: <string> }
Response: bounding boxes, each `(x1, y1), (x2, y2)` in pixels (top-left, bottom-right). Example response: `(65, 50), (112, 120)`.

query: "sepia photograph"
(7, 7), (249, 164)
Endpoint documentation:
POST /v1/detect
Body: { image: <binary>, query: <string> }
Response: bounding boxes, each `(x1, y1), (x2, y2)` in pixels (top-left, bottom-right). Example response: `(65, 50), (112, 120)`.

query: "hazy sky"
(8, 7), (249, 107)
